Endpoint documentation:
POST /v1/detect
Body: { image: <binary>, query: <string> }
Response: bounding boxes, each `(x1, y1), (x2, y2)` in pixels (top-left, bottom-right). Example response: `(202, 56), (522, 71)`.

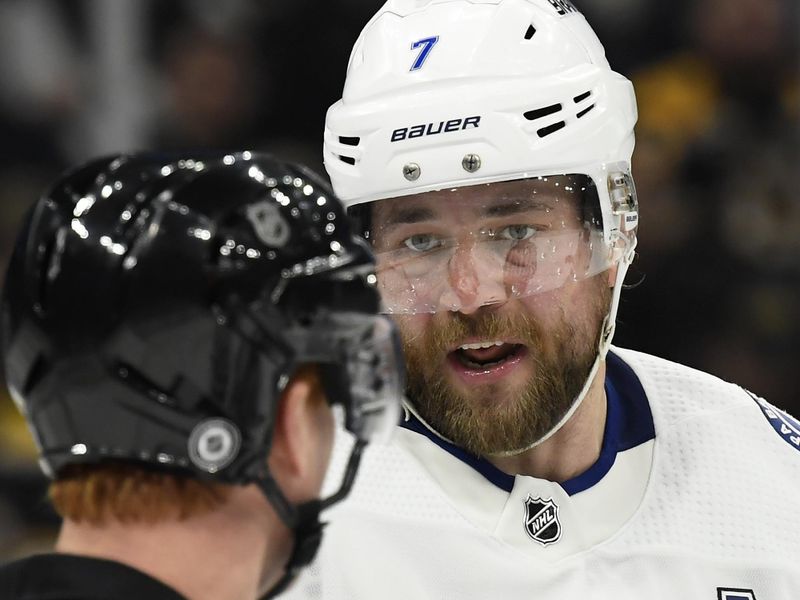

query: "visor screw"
(403, 163), (421, 181)
(462, 154), (481, 173)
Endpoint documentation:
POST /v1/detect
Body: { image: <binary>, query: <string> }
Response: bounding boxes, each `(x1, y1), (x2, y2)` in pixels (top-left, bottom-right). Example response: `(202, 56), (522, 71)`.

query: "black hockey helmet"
(0, 152), (404, 583)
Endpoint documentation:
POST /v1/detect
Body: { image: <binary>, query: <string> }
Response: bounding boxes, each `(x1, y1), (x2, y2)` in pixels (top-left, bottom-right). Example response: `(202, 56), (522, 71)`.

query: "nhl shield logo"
(245, 201), (291, 248)
(523, 495), (561, 546)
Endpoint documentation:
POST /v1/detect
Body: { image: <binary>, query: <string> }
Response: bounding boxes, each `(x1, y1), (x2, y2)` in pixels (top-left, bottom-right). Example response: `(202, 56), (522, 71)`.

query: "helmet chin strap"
(258, 440), (366, 600)
(405, 237), (638, 457)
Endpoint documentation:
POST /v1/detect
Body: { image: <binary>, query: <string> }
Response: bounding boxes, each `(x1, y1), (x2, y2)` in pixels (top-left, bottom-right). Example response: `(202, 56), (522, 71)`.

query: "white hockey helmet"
(324, 0), (638, 350)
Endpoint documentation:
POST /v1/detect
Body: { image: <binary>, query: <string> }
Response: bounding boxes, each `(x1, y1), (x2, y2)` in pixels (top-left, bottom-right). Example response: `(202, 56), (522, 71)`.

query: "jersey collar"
(401, 350), (654, 496)
(397, 350), (656, 558)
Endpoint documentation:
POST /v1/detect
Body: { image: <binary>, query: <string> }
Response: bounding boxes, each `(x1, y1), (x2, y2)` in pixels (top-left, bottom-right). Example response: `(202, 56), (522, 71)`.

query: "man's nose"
(440, 243), (507, 314)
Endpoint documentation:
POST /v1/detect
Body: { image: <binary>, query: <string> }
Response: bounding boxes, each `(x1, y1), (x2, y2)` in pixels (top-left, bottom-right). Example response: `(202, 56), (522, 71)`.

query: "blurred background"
(0, 0), (797, 560)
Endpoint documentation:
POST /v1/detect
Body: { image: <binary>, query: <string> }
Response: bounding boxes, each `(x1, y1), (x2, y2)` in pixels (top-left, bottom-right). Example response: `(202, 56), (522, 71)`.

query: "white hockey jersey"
(286, 347), (800, 600)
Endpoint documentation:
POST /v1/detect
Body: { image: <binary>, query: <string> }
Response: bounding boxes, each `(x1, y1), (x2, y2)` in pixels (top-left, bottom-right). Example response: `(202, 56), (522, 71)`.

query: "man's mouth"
(449, 340), (526, 370)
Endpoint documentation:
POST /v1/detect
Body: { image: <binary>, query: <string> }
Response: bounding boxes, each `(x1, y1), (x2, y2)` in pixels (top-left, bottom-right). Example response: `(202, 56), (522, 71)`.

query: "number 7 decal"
(410, 36), (439, 71)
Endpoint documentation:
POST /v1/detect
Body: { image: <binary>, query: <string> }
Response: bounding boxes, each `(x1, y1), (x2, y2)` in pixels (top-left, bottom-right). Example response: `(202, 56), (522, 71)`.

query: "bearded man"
(284, 1), (800, 598)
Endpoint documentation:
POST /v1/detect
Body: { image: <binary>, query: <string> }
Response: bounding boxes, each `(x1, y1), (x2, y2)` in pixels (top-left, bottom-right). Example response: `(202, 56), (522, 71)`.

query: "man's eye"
(403, 234), (441, 252)
(498, 225), (537, 241)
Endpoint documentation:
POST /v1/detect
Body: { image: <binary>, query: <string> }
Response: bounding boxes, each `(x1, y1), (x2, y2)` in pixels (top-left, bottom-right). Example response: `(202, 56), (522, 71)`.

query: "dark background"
(0, 0), (798, 559)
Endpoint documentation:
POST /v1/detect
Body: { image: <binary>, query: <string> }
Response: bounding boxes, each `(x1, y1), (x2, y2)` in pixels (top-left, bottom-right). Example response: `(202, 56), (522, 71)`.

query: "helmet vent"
(537, 121), (566, 137)
(576, 104), (595, 118)
(524, 24), (537, 40)
(114, 361), (178, 408)
(339, 155), (357, 166)
(338, 136), (360, 147)
(523, 103), (562, 121)
(573, 91), (592, 103)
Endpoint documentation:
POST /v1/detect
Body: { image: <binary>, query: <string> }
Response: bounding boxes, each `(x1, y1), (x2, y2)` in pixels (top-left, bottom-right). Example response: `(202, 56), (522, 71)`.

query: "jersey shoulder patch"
(748, 391), (800, 453)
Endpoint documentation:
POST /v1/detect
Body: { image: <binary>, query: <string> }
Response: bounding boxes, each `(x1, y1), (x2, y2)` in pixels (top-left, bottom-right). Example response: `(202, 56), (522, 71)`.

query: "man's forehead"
(372, 178), (582, 226)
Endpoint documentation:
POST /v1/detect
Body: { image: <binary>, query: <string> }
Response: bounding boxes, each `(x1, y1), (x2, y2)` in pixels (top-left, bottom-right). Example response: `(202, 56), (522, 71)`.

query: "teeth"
(459, 341), (504, 351)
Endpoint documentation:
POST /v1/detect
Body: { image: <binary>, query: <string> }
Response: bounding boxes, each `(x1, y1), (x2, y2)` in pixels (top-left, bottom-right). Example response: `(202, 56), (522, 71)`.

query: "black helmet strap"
(257, 439), (366, 599)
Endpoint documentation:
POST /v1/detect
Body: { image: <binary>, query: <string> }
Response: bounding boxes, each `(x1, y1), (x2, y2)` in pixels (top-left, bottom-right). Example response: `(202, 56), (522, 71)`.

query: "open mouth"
(450, 340), (525, 370)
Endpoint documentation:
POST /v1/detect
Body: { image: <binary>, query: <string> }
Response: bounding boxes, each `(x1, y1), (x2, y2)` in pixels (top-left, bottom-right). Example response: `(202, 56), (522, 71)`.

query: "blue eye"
(403, 234), (441, 252)
(498, 225), (537, 241)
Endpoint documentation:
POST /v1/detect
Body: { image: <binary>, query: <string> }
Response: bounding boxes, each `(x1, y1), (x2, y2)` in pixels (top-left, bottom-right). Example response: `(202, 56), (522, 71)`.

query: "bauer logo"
(390, 116), (481, 143)
(546, 0), (580, 16)
(716, 588), (757, 600)
(523, 495), (562, 546)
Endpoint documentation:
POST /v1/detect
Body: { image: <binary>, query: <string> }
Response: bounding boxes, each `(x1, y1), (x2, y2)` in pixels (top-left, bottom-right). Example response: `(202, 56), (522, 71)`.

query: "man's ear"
(267, 368), (332, 503)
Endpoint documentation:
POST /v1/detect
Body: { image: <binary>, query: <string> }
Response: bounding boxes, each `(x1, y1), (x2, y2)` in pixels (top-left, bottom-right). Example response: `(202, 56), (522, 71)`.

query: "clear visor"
(328, 313), (404, 444)
(359, 175), (614, 314)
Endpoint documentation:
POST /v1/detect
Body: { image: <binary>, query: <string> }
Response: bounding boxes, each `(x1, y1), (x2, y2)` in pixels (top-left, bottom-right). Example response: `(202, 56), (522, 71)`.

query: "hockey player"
(287, 1), (800, 598)
(0, 152), (404, 600)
